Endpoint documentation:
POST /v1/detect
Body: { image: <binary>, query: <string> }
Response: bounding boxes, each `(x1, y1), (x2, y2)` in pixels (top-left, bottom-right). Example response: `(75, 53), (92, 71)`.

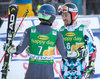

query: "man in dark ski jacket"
(5, 4), (68, 79)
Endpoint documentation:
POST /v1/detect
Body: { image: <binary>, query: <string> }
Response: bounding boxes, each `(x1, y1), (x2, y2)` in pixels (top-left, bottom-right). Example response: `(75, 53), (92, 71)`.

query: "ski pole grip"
(23, 10), (29, 18)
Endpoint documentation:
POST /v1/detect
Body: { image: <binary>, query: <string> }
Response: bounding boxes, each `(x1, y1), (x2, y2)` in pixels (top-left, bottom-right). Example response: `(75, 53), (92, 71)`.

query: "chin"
(65, 23), (70, 26)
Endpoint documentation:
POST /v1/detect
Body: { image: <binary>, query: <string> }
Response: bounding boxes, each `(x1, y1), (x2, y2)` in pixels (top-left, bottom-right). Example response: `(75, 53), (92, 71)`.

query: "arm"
(84, 26), (97, 78)
(56, 31), (67, 58)
(15, 28), (31, 55)
(4, 28), (30, 55)
(84, 26), (97, 65)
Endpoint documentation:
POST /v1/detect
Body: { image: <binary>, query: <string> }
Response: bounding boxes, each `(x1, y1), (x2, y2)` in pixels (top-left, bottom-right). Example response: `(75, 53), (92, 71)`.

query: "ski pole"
(0, 10), (29, 64)
(12, 9), (29, 41)
(55, 63), (64, 79)
(0, 52), (6, 64)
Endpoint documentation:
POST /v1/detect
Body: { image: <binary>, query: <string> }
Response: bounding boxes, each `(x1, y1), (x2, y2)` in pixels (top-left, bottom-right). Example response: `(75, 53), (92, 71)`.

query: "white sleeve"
(83, 26), (97, 61)
(83, 26), (94, 42)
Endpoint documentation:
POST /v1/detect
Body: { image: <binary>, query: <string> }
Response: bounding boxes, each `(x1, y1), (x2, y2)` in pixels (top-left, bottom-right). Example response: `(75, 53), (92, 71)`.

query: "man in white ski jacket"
(58, 2), (97, 79)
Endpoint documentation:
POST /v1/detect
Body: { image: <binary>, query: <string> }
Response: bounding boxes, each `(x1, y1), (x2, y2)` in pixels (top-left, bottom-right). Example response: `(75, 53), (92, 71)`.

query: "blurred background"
(0, 0), (100, 17)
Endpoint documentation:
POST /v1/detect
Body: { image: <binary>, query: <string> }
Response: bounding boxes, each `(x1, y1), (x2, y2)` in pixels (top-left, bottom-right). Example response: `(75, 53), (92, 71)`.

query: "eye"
(62, 14), (64, 17)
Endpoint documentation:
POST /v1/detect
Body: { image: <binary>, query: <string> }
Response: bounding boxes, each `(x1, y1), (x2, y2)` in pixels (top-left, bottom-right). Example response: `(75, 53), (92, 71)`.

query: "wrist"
(7, 46), (16, 54)
(89, 60), (95, 67)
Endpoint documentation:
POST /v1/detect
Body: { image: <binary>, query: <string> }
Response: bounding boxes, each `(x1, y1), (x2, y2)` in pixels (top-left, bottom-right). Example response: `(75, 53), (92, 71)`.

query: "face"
(61, 12), (71, 26)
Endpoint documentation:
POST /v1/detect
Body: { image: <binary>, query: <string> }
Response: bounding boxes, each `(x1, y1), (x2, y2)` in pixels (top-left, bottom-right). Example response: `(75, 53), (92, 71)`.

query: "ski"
(1, 4), (18, 79)
(0, 10), (29, 64)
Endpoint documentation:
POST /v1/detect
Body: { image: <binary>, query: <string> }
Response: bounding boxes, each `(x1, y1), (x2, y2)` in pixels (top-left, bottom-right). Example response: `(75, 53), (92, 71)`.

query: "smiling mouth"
(64, 20), (68, 22)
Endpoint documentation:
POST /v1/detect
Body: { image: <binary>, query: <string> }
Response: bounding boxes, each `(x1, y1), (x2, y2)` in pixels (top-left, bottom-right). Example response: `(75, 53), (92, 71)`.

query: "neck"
(40, 20), (50, 25)
(72, 21), (77, 26)
(66, 21), (77, 27)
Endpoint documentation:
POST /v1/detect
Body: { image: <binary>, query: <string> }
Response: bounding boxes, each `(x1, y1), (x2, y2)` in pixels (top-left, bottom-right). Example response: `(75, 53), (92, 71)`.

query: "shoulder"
(59, 26), (65, 32)
(24, 27), (31, 34)
(83, 25), (91, 33)
(26, 27), (31, 31)
(79, 24), (91, 35)
(83, 25), (94, 41)
(57, 31), (63, 39)
(79, 24), (85, 28)
(77, 24), (86, 31)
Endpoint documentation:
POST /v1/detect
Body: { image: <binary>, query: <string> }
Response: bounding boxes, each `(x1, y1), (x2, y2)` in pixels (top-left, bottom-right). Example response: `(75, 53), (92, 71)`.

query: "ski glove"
(67, 46), (88, 58)
(85, 66), (95, 78)
(85, 61), (95, 78)
(75, 46), (88, 58)
(3, 43), (16, 54)
(67, 51), (78, 58)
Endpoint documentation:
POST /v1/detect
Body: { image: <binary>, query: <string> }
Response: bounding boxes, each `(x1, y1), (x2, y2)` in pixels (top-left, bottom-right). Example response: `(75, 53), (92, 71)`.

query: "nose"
(63, 16), (67, 21)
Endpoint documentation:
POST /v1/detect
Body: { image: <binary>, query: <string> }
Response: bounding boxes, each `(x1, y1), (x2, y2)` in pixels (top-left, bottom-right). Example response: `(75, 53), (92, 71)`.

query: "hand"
(85, 66), (95, 78)
(3, 43), (16, 54)
(67, 46), (88, 58)
(75, 46), (88, 58)
(67, 51), (78, 58)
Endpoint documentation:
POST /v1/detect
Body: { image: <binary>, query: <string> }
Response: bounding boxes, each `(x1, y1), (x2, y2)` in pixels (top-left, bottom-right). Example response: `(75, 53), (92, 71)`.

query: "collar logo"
(38, 35), (49, 40)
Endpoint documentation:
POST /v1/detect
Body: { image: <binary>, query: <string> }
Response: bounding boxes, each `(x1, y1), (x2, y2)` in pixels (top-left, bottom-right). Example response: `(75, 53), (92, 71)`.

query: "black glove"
(85, 65), (95, 78)
(84, 60), (95, 78)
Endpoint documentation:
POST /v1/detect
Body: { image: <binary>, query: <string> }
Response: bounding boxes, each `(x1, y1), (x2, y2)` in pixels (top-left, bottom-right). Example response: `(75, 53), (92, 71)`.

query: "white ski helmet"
(58, 3), (78, 25)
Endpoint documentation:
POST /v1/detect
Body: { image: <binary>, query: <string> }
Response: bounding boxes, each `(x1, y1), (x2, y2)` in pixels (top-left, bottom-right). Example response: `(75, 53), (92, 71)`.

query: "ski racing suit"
(59, 24), (97, 79)
(15, 22), (67, 79)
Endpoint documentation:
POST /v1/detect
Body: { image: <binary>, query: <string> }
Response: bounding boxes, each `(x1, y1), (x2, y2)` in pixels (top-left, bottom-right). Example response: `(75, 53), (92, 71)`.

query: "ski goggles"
(58, 5), (69, 13)
(38, 13), (52, 20)
(58, 5), (78, 14)
(38, 10), (56, 20)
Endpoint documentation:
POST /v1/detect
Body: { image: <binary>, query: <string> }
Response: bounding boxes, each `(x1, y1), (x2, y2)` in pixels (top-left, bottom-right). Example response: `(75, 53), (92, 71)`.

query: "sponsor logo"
(52, 31), (57, 35)
(38, 35), (49, 40)
(29, 54), (54, 60)
(65, 32), (75, 36)
(7, 14), (15, 43)
(31, 29), (36, 33)
(11, 8), (16, 12)
(79, 27), (83, 31)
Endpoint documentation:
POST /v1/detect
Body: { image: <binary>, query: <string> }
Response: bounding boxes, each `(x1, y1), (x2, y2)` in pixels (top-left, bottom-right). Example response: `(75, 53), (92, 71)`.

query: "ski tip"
(9, 4), (18, 9)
